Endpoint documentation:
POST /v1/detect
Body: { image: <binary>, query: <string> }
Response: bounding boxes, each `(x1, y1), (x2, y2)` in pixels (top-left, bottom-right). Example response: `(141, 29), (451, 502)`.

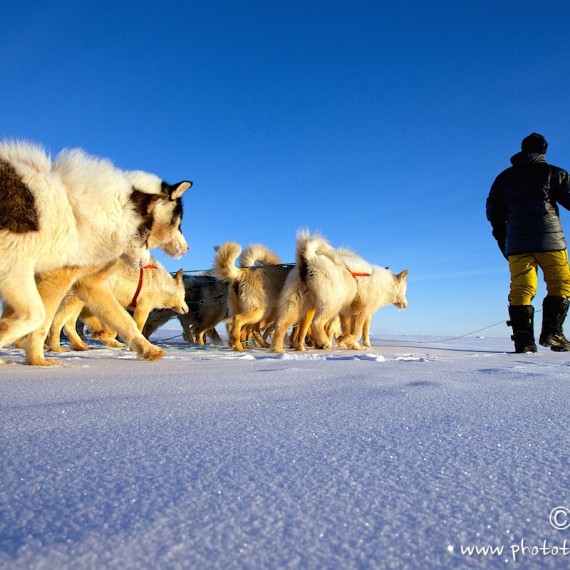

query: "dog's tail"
(295, 230), (326, 282)
(212, 242), (243, 282)
(296, 229), (343, 282)
(239, 243), (282, 268)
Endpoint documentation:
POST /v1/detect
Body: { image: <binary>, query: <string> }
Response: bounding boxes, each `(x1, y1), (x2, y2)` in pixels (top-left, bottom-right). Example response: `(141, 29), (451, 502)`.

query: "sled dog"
(143, 274), (229, 345)
(271, 232), (409, 352)
(213, 242), (292, 350)
(0, 140), (191, 365)
(336, 248), (408, 349)
(48, 259), (188, 351)
(270, 231), (358, 353)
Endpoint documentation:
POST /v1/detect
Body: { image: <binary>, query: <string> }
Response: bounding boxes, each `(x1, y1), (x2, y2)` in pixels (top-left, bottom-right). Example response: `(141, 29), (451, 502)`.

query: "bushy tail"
(296, 229), (344, 282)
(239, 243), (282, 267)
(212, 242), (243, 282)
(295, 229), (321, 264)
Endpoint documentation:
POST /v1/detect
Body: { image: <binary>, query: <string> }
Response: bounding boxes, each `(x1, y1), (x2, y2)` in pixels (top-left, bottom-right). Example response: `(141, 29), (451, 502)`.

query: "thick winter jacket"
(486, 152), (570, 256)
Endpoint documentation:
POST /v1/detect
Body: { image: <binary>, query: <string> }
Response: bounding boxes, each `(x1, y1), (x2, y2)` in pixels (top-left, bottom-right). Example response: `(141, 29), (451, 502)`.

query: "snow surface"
(1, 332), (570, 569)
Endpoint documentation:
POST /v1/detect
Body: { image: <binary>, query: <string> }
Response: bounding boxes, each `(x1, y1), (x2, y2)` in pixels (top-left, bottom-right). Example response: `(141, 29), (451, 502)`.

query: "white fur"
(53, 149), (144, 267)
(239, 243), (282, 267)
(125, 170), (164, 195)
(297, 232), (358, 349)
(0, 140), (52, 174)
(270, 231), (357, 352)
(339, 250), (408, 348)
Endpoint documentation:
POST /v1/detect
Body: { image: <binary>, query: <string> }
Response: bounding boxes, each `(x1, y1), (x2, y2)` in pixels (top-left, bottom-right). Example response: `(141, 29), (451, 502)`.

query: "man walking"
(486, 133), (570, 353)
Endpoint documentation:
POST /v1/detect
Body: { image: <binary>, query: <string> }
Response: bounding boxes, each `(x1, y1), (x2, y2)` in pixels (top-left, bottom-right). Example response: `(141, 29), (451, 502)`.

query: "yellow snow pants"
(508, 250), (570, 305)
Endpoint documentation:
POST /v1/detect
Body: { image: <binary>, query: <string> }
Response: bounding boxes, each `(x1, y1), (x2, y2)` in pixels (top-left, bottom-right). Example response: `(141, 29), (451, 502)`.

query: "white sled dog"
(270, 231), (358, 353)
(48, 259), (188, 351)
(336, 248), (408, 349)
(0, 140), (191, 365)
(270, 231), (409, 352)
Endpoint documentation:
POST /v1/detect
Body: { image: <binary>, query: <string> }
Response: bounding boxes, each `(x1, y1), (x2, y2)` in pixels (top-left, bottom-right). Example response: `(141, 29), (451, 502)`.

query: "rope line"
(178, 263), (295, 277)
(387, 308), (544, 345)
(391, 320), (506, 344)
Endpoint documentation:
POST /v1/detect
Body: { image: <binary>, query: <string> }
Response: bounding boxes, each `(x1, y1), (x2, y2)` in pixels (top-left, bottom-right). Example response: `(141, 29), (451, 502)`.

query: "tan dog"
(48, 259), (188, 351)
(213, 242), (292, 351)
(143, 274), (229, 345)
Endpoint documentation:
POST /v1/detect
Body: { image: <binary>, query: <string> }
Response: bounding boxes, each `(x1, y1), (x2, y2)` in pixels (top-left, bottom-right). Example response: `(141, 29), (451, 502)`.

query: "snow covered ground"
(1, 332), (570, 569)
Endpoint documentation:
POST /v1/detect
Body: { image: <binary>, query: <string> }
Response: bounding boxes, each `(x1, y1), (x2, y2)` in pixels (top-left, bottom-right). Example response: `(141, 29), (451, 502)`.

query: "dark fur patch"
(172, 200), (183, 225)
(160, 181), (185, 224)
(299, 256), (309, 283)
(0, 159), (40, 233)
(128, 190), (156, 245)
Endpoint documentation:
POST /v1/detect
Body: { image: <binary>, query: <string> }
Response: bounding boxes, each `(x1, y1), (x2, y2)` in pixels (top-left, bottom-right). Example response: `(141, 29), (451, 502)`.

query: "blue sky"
(2, 0), (570, 337)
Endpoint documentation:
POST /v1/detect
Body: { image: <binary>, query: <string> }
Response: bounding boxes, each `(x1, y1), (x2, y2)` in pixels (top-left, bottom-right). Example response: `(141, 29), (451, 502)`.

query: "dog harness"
(346, 266), (371, 277)
(129, 264), (158, 308)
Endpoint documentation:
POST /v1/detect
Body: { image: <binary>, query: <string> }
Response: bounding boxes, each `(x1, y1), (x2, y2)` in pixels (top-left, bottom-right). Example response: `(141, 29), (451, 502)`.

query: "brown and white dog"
(0, 140), (191, 365)
(48, 258), (188, 351)
(213, 242), (292, 351)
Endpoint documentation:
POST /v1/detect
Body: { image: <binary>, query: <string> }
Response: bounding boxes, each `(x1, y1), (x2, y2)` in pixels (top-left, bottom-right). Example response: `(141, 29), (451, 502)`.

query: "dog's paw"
(27, 357), (63, 366)
(103, 339), (126, 348)
(141, 346), (165, 361)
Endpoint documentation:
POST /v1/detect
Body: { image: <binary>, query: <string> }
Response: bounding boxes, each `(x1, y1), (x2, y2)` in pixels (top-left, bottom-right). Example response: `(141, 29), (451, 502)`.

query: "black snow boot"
(507, 305), (537, 353)
(539, 296), (570, 352)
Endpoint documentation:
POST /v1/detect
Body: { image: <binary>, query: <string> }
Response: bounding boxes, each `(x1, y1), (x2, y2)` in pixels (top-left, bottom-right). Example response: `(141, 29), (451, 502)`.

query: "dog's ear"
(175, 268), (184, 282)
(162, 181), (192, 201)
(397, 269), (409, 281)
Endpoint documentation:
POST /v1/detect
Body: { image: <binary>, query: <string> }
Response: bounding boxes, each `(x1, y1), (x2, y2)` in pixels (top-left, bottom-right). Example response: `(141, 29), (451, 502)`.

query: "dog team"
(0, 139), (408, 365)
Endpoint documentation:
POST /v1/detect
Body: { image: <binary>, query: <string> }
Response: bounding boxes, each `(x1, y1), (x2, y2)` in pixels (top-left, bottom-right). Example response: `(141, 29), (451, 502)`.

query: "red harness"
(346, 266), (371, 278)
(129, 264), (158, 308)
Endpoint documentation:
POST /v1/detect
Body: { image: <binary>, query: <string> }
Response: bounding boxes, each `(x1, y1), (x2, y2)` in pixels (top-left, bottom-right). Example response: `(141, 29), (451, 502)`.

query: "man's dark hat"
(521, 132), (548, 154)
